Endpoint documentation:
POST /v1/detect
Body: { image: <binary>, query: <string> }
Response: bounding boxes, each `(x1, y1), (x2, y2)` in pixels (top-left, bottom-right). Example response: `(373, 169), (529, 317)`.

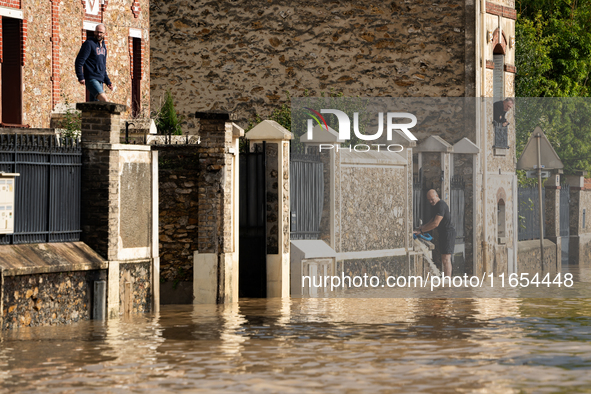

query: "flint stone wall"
(2, 270), (106, 330)
(157, 146), (200, 283)
(120, 262), (152, 313)
(150, 0), (474, 131)
(339, 164), (407, 252)
(263, 142), (279, 254)
(154, 117), (235, 295)
(517, 239), (557, 275)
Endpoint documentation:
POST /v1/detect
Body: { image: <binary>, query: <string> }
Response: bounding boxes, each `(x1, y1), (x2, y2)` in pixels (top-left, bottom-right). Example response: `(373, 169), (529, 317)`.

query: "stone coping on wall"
(76, 102), (128, 114)
(291, 240), (336, 259)
(0, 242), (107, 276)
(340, 150), (407, 166)
(517, 239), (556, 253)
(0, 128), (56, 135)
(146, 135), (201, 145)
(117, 258), (152, 265)
(82, 143), (152, 151)
(194, 111), (237, 121)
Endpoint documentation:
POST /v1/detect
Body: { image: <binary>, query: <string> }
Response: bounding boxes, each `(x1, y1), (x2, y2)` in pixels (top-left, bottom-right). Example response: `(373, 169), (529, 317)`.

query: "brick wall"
(485, 1), (516, 20)
(0, 0), (151, 127)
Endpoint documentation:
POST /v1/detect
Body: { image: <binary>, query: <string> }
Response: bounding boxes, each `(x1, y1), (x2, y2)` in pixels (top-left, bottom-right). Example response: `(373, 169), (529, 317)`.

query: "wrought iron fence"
(450, 175), (465, 242)
(518, 185), (546, 241)
(290, 151), (324, 240)
(0, 134), (81, 244)
(412, 176), (422, 229)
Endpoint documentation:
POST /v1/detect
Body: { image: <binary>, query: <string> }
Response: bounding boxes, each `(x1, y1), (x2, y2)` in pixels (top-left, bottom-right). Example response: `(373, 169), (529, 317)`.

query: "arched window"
(493, 48), (505, 100)
(497, 199), (506, 243)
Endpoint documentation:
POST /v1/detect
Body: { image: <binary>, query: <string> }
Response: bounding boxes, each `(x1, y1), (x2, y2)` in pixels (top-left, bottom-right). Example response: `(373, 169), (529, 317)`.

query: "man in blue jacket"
(75, 24), (114, 102)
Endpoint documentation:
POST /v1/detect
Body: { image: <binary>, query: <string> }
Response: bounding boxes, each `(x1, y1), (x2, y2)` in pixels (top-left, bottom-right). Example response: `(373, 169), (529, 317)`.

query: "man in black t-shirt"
(413, 189), (456, 276)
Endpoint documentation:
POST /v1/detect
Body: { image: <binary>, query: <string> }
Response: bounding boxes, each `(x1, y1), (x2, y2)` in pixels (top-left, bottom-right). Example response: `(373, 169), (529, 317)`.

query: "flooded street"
(1, 270), (591, 393)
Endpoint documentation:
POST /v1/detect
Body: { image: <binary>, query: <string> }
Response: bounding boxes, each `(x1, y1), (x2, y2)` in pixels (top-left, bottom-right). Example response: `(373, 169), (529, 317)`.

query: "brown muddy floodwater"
(1, 268), (591, 393)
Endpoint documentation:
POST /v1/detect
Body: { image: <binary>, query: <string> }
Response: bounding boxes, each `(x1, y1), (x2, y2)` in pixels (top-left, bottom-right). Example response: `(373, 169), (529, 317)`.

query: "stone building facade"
(151, 0), (518, 288)
(150, 0), (475, 130)
(0, 0), (149, 128)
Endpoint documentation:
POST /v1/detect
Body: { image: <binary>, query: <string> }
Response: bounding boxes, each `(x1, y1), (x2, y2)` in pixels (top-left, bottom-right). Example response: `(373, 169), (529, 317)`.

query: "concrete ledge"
(0, 242), (107, 276)
(337, 248), (407, 260)
(494, 147), (508, 156)
(291, 240), (336, 259)
(115, 258), (151, 265)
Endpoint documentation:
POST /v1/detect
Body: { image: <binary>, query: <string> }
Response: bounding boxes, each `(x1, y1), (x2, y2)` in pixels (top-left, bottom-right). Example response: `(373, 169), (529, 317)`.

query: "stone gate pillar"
(544, 171), (562, 274)
(246, 120), (292, 297)
(567, 171), (587, 266)
(193, 111), (243, 304)
(78, 102), (159, 317)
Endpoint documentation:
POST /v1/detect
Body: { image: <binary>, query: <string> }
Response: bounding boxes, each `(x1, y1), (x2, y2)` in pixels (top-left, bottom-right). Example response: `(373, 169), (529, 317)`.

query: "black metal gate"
(450, 176), (465, 244)
(412, 176), (422, 229)
(518, 186), (546, 241)
(0, 134), (81, 244)
(560, 183), (570, 265)
(450, 175), (466, 274)
(239, 142), (267, 298)
(290, 151), (323, 240)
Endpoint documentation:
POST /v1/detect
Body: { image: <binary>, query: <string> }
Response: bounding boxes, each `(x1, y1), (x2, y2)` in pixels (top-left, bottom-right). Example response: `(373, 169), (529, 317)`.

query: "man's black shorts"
(438, 228), (456, 255)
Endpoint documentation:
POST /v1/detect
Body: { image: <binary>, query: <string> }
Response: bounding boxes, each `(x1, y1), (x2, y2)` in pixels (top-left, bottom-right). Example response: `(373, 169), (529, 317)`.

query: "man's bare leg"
(96, 93), (108, 102)
(442, 254), (452, 277)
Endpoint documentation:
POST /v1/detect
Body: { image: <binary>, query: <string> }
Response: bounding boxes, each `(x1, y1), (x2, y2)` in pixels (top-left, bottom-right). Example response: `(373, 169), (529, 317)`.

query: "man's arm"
(75, 42), (91, 82)
(104, 66), (112, 87)
(415, 215), (443, 234)
(104, 47), (112, 87)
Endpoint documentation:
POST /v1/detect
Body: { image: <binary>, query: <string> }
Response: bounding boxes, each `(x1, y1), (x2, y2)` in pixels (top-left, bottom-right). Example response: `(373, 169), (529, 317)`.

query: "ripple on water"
(1, 288), (591, 392)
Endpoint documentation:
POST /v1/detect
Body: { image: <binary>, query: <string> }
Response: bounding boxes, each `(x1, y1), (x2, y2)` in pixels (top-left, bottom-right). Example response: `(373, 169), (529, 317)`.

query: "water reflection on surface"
(1, 273), (591, 393)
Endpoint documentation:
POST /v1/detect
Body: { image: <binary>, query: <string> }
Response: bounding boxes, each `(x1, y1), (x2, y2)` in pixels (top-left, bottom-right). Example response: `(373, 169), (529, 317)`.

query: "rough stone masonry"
(150, 0), (473, 131)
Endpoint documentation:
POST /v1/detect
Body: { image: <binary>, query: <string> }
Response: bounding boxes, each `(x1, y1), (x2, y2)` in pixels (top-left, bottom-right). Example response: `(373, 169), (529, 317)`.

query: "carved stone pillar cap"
(246, 120), (292, 141)
(76, 102), (128, 114)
